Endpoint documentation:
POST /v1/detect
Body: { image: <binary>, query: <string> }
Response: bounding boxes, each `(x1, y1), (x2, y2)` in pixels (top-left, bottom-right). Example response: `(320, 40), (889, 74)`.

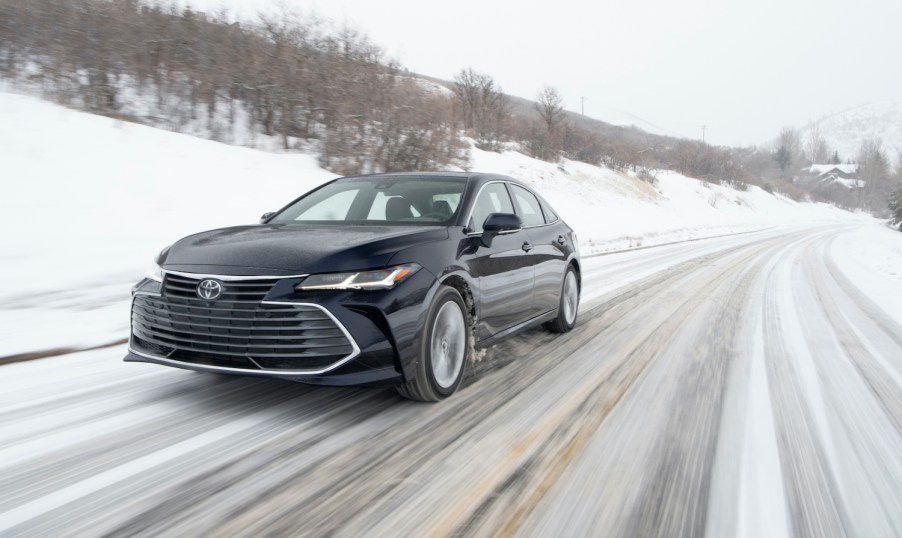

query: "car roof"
(338, 171), (524, 188)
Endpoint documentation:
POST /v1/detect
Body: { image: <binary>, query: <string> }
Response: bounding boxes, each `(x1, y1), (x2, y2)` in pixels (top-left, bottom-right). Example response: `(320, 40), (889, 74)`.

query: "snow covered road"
(1, 223), (901, 537)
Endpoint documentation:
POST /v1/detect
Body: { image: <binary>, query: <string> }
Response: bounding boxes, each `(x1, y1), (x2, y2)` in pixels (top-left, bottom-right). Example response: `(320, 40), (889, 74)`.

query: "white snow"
(807, 164), (858, 175)
(735, 322), (790, 538)
(399, 76), (455, 98)
(826, 177), (864, 189)
(0, 90), (872, 357)
(828, 222), (902, 323)
(1, 91), (335, 355)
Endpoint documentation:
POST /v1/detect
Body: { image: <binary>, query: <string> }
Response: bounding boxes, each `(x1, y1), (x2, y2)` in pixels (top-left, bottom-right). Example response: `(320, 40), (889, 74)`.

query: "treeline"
(0, 0), (467, 174)
(0, 0), (772, 184)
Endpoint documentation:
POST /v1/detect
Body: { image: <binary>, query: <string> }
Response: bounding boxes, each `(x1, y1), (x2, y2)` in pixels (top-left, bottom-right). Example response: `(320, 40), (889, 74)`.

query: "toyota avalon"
(126, 172), (580, 401)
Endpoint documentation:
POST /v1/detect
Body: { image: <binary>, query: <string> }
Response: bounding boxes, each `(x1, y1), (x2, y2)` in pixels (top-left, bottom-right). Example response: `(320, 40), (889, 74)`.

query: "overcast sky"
(184, 0), (902, 147)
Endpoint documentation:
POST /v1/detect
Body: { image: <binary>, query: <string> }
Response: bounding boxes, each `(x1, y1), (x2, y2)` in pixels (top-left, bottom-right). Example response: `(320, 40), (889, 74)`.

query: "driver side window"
(470, 183), (514, 233)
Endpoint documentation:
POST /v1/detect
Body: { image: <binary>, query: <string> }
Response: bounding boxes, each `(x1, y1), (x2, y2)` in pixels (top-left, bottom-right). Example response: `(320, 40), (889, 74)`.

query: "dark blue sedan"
(126, 172), (580, 401)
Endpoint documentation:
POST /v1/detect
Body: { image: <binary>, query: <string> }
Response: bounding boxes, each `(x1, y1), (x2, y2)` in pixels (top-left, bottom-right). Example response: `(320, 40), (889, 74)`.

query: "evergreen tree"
(891, 155), (902, 229)
(857, 138), (891, 213)
(889, 187), (902, 229)
(774, 147), (792, 172)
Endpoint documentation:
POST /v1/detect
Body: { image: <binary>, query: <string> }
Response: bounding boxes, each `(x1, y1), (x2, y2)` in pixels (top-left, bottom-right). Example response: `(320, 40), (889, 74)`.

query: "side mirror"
(480, 212), (522, 247)
(260, 212), (275, 223)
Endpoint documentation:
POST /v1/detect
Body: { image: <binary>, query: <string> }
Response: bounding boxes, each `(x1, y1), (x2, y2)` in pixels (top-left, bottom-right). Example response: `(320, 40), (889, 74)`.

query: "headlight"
(145, 245), (171, 282)
(296, 263), (420, 291)
(145, 263), (163, 282)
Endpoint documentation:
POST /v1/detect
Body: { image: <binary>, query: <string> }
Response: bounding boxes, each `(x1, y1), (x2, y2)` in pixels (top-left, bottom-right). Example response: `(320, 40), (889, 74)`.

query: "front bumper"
(124, 269), (437, 386)
(123, 349), (401, 386)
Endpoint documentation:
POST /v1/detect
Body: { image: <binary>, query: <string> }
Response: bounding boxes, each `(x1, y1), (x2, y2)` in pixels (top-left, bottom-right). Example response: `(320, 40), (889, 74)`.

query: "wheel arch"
(439, 274), (476, 326)
(568, 257), (582, 291)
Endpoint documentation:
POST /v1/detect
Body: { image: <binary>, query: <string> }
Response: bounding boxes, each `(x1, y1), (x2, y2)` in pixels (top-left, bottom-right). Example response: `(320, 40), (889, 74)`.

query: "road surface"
(1, 224), (901, 537)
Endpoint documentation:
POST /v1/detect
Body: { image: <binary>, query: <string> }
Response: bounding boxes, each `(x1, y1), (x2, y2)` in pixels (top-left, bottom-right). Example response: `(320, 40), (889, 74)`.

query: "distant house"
(803, 163), (863, 189)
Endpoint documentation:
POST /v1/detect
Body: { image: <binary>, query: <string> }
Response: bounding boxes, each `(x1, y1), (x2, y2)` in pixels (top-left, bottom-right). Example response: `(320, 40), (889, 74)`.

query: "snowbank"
(829, 222), (902, 323)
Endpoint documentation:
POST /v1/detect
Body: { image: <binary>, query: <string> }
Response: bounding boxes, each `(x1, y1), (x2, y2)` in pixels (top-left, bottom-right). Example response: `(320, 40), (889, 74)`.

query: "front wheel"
(396, 286), (471, 402)
(546, 266), (579, 333)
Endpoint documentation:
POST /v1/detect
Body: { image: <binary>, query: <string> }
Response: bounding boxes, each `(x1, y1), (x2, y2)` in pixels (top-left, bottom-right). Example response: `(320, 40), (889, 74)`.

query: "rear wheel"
(396, 286), (470, 402)
(546, 266), (579, 333)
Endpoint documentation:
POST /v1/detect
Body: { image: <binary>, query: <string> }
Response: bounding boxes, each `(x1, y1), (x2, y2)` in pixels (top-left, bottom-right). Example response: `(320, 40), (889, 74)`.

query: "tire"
(546, 265), (579, 333)
(396, 286), (471, 402)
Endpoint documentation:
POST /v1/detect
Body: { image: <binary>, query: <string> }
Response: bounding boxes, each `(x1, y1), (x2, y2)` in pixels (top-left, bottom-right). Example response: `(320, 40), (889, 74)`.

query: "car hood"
(160, 223), (448, 275)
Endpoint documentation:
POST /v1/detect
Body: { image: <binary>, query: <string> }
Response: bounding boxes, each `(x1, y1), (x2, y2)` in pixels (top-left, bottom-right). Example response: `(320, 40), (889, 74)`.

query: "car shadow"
(144, 368), (397, 415)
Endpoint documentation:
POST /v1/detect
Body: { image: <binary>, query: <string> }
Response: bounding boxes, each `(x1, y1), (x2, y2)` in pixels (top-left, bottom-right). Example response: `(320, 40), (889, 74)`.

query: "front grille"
(163, 273), (273, 303)
(131, 278), (356, 372)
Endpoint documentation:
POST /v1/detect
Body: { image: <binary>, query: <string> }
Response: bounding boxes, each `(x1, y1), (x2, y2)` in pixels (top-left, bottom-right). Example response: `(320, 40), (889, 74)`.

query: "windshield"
(271, 177), (467, 226)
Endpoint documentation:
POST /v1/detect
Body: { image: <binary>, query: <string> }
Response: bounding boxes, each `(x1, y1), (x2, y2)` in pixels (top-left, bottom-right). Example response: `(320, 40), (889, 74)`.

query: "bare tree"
(453, 68), (484, 131)
(452, 67), (508, 149)
(535, 85), (565, 134)
(524, 85), (567, 161)
(774, 127), (802, 178)
(805, 124), (831, 164)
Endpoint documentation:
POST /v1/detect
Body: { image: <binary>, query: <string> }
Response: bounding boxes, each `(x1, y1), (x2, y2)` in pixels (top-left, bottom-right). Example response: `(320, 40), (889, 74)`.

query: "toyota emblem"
(197, 279), (223, 300)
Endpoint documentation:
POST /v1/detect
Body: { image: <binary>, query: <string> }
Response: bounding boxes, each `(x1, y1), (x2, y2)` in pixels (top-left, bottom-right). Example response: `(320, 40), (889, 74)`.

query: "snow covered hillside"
(799, 101), (902, 162)
(581, 105), (687, 139)
(0, 90), (870, 356)
(471, 145), (863, 254)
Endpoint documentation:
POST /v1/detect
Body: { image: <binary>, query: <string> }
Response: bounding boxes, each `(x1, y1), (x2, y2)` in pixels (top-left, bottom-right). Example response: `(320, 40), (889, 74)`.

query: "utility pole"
(580, 96), (586, 116)
(701, 124), (706, 144)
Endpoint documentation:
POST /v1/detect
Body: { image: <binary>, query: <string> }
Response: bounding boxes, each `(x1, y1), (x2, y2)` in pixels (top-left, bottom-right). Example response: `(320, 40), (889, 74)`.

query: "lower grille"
(131, 293), (357, 372)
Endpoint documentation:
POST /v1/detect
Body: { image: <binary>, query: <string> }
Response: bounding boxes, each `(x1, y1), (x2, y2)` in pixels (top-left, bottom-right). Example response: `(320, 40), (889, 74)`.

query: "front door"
(465, 182), (535, 339)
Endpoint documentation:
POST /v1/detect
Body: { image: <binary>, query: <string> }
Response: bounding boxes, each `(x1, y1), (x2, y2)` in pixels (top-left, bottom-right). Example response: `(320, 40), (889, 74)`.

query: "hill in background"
(799, 101), (902, 164)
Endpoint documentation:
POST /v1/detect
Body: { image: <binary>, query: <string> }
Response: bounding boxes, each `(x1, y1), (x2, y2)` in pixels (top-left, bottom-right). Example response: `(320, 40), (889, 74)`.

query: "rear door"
(509, 184), (569, 316)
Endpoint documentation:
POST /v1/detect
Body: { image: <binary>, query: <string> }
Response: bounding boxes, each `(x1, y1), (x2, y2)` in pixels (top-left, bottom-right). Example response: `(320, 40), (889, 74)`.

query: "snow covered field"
(1, 92), (335, 355)
(0, 90), (878, 357)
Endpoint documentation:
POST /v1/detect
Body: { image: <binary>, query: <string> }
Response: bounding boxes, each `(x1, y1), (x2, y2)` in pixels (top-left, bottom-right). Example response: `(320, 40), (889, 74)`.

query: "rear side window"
(510, 184), (545, 227)
(470, 183), (514, 232)
(541, 199), (559, 222)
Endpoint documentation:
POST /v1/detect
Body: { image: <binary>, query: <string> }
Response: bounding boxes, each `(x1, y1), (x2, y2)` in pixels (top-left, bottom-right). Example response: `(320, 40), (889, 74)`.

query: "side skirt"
(476, 309), (558, 349)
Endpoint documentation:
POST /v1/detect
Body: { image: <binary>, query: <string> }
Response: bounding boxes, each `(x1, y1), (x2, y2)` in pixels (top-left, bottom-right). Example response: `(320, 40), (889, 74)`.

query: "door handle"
(556, 235), (566, 246)
(521, 242), (533, 252)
